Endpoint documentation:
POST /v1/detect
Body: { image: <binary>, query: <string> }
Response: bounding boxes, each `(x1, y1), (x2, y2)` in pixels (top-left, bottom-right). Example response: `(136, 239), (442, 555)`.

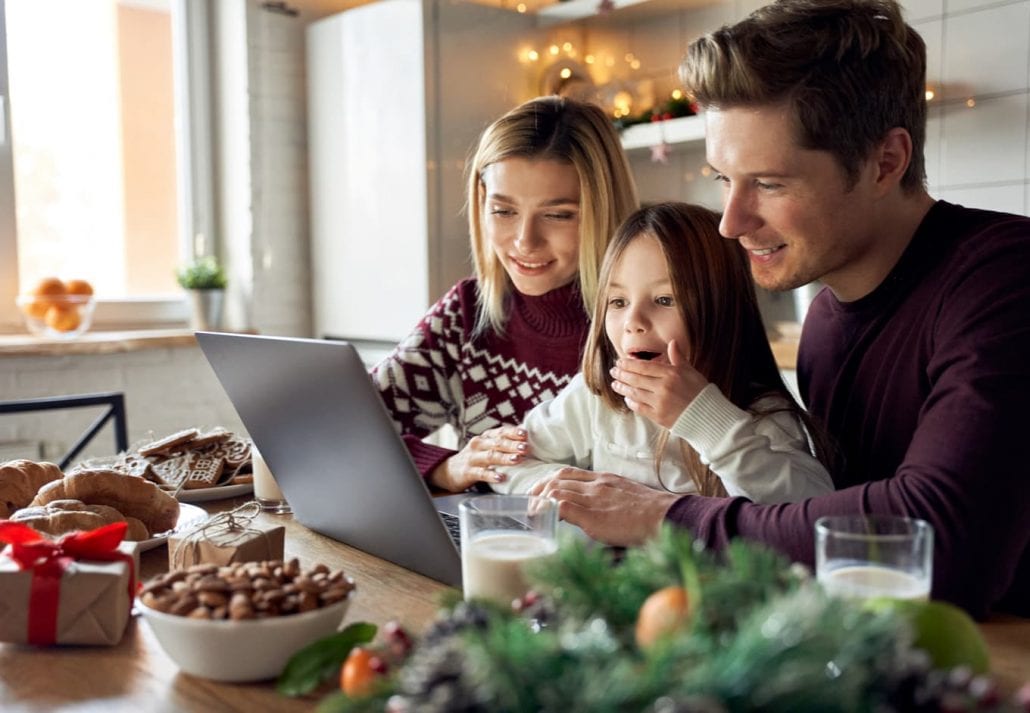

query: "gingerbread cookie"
(150, 454), (192, 491)
(200, 435), (252, 471)
(138, 428), (200, 457)
(182, 454), (226, 490)
(185, 428), (232, 451)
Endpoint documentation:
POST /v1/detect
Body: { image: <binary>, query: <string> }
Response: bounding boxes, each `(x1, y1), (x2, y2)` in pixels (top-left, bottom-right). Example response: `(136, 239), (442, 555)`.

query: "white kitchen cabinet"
(307, 0), (535, 342)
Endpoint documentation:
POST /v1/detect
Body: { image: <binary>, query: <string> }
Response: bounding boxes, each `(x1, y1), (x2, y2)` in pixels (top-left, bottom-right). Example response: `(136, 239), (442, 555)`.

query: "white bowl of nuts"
(137, 558), (355, 682)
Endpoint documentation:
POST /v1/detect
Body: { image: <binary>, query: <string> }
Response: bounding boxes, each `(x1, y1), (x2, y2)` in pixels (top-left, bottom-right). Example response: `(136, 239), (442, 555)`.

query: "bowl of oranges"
(16, 277), (96, 339)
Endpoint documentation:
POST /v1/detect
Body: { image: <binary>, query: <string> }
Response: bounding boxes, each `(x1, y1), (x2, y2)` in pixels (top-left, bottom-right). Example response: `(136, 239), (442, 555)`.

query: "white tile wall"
(941, 2), (1029, 99)
(247, 1), (314, 338)
(938, 182), (1027, 213)
(0, 346), (243, 464)
(940, 93), (1028, 185)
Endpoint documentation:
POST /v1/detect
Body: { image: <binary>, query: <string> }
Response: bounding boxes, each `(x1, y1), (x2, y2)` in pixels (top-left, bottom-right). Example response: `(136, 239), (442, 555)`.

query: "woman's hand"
(530, 467), (680, 546)
(610, 341), (708, 430)
(427, 426), (530, 492)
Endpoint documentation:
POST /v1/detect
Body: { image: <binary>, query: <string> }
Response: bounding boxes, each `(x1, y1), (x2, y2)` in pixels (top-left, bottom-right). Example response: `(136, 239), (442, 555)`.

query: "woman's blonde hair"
(583, 202), (831, 496)
(467, 96), (638, 334)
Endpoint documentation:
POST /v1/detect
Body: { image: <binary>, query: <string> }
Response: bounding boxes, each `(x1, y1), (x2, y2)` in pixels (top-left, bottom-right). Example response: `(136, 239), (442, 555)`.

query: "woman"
(372, 96), (638, 493)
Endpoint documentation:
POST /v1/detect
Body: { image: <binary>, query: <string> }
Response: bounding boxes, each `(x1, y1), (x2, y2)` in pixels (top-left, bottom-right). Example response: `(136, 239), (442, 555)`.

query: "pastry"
(11, 499), (149, 541)
(0, 459), (63, 518)
(30, 469), (180, 534)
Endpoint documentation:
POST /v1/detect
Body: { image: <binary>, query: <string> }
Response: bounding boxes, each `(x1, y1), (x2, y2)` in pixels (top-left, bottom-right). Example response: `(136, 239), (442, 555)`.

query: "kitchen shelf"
(619, 114), (705, 150)
(537, 0), (726, 26)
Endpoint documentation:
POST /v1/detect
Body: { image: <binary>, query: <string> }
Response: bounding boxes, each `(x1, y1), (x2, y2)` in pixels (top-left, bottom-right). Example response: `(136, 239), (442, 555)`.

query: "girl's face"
(603, 235), (689, 364)
(481, 157), (582, 296)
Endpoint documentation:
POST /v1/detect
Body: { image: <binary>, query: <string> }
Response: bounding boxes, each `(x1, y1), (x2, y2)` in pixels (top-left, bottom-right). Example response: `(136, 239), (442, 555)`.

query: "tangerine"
(635, 585), (691, 649)
(32, 277), (66, 297)
(23, 299), (51, 320)
(340, 646), (379, 698)
(44, 304), (81, 332)
(64, 279), (94, 296)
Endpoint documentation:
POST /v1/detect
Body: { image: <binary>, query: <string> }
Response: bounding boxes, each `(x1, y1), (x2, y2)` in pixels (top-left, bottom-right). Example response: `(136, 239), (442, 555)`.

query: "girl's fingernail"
(509, 454), (519, 463)
(609, 367), (617, 376)
(494, 473), (506, 482)
(516, 428), (527, 437)
(517, 443), (528, 452)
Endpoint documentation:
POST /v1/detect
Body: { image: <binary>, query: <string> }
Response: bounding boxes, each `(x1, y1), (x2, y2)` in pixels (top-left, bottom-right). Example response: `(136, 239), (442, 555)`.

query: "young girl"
(494, 202), (833, 502)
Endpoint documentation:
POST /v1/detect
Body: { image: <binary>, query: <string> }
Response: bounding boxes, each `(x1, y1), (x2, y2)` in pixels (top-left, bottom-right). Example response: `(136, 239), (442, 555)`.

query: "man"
(533, 0), (1030, 618)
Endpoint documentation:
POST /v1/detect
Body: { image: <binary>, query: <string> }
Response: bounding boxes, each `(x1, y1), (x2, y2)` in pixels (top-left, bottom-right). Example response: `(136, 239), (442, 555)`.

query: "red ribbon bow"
(0, 521), (136, 645)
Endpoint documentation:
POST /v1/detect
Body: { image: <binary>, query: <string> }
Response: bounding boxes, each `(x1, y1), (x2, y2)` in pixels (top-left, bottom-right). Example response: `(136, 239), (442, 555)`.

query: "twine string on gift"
(169, 500), (272, 570)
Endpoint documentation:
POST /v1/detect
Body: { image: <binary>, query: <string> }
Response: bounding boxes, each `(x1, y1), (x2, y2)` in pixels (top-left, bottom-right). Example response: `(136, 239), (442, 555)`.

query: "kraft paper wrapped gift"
(0, 521), (140, 646)
(168, 501), (284, 569)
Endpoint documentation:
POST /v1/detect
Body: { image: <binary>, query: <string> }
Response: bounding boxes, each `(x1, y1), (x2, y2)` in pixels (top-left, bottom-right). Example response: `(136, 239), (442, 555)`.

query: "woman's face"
(481, 157), (582, 296)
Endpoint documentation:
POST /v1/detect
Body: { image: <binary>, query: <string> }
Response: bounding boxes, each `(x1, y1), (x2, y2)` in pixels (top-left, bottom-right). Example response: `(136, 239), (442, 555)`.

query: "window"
(0, 0), (192, 332)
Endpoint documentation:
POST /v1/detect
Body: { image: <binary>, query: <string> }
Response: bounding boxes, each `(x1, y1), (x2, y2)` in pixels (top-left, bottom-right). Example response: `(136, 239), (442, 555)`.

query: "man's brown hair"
(681, 0), (927, 191)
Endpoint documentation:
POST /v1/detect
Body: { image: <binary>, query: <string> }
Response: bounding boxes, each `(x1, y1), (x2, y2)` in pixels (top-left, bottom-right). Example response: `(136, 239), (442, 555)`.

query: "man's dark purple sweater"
(666, 201), (1030, 619)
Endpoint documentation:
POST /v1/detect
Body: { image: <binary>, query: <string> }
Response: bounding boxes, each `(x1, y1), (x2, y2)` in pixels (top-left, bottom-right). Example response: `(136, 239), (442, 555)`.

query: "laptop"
(195, 331), (467, 586)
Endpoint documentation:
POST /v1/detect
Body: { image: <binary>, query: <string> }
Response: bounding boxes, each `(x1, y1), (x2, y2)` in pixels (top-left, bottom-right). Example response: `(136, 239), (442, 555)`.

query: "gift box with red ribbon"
(0, 520), (139, 646)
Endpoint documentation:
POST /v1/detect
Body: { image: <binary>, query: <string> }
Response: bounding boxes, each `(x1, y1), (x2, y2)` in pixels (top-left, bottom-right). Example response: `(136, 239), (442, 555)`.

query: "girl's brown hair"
(467, 96), (639, 335)
(582, 202), (830, 496)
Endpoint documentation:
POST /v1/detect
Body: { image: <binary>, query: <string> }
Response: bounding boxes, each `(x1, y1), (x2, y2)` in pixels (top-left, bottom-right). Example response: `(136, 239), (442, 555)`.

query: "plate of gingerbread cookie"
(176, 482), (254, 503)
(83, 428), (257, 503)
(139, 502), (208, 552)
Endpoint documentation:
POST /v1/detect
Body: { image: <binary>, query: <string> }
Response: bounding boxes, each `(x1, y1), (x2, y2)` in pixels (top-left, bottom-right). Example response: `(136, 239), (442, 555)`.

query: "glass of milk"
(252, 447), (291, 514)
(459, 495), (558, 605)
(815, 515), (933, 601)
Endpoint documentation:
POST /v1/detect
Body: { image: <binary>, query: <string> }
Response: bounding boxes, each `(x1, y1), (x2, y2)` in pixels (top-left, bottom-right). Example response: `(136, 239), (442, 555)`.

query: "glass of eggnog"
(252, 447), (292, 514)
(815, 515), (933, 601)
(459, 495), (558, 605)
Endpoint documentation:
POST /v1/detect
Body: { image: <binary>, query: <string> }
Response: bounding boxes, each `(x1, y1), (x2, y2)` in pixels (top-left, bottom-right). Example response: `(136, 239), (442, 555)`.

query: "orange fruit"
(635, 585), (691, 649)
(340, 646), (379, 698)
(44, 304), (81, 332)
(23, 299), (51, 320)
(65, 279), (94, 296)
(32, 277), (66, 297)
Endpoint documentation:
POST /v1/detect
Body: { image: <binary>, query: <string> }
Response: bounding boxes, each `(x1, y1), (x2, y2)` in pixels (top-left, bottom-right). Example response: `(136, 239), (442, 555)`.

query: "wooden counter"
(0, 503), (448, 713)
(1, 501), (1023, 712)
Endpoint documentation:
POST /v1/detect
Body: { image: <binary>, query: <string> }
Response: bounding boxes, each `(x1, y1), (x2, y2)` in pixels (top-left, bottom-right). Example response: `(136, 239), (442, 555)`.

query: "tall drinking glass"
(815, 515), (933, 601)
(252, 447), (291, 515)
(459, 495), (558, 606)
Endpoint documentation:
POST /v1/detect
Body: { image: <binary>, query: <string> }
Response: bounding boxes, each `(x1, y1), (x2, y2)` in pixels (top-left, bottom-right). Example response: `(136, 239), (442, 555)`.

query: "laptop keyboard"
(440, 511), (462, 548)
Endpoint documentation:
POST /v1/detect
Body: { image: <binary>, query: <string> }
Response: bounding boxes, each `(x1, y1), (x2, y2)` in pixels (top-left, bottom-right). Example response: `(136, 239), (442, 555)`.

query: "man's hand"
(530, 467), (681, 546)
(610, 340), (708, 429)
(428, 426), (528, 492)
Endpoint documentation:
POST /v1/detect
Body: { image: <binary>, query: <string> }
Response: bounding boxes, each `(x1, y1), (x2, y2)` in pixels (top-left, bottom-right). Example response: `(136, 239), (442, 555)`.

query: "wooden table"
(1, 501), (1027, 712)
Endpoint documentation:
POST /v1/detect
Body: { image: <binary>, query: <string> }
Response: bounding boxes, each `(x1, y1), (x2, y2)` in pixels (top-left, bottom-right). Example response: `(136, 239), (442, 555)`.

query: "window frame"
(0, 0), (213, 334)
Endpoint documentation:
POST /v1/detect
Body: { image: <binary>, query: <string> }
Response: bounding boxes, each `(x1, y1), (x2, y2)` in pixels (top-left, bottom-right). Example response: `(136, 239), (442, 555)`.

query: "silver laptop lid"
(195, 331), (462, 586)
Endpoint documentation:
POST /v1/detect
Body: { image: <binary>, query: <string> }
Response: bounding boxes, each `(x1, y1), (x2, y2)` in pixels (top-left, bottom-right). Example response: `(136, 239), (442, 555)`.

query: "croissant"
(11, 499), (150, 541)
(30, 469), (180, 534)
(0, 459), (63, 519)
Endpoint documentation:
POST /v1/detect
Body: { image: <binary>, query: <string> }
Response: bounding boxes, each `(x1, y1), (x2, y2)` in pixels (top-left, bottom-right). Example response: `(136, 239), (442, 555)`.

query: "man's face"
(705, 104), (883, 300)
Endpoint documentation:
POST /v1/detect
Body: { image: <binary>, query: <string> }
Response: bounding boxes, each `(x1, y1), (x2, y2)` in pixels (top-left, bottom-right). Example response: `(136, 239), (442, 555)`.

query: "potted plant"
(177, 256), (227, 331)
